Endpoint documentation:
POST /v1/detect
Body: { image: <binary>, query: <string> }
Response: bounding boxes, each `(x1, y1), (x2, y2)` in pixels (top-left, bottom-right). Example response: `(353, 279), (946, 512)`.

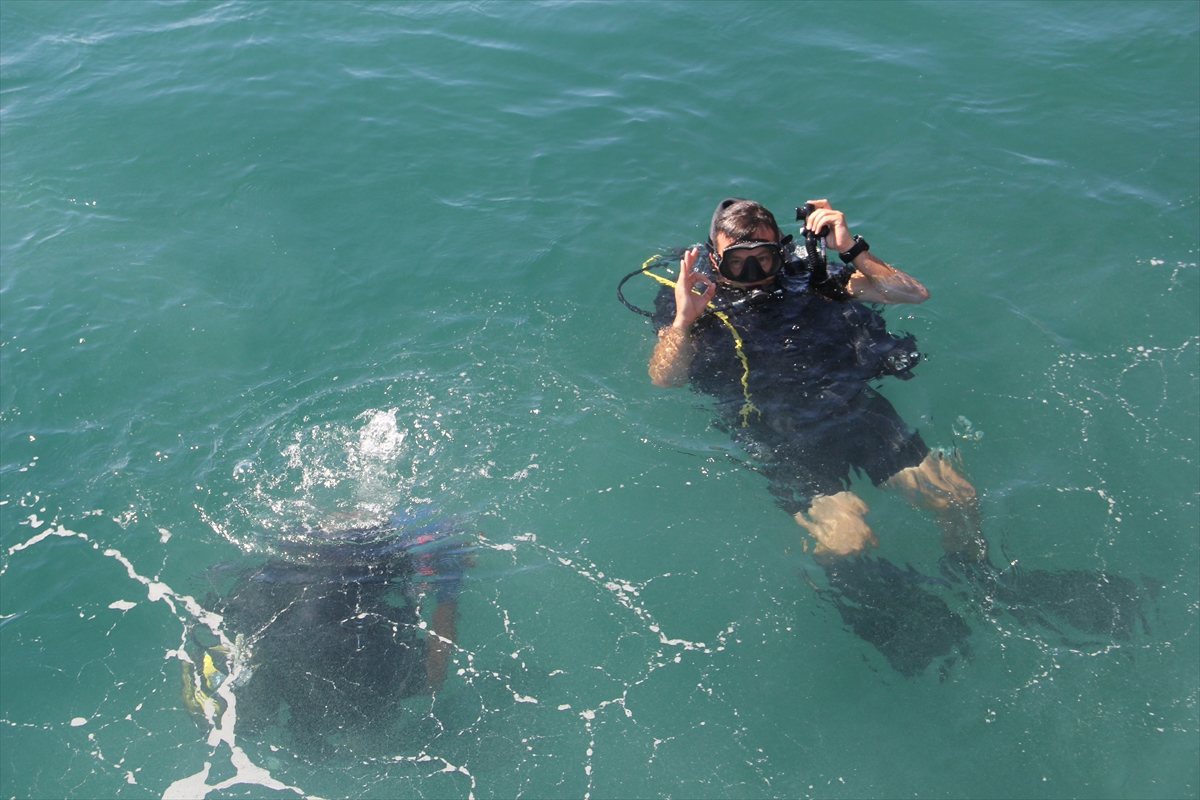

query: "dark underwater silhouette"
(820, 556), (972, 677)
(942, 556), (1149, 642)
(195, 514), (471, 754)
(816, 554), (1150, 677)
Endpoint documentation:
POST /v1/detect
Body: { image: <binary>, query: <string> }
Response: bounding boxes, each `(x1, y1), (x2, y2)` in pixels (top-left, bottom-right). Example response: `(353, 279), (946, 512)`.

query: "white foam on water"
(5, 525), (310, 800)
(10, 512), (775, 798)
(354, 407), (405, 460)
(473, 533), (743, 800)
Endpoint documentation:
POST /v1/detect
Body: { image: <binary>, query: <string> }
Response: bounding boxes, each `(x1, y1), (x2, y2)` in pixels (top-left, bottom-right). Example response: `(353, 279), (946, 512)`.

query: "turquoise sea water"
(2, 2), (1197, 798)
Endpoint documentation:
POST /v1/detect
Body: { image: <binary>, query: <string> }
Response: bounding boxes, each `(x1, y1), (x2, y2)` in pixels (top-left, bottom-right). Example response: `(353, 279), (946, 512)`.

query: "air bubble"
(952, 416), (983, 441)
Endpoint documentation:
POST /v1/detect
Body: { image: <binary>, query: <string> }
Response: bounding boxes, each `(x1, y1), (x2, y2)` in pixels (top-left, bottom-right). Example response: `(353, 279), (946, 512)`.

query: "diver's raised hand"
(649, 247), (709, 387)
(804, 198), (930, 305)
(673, 246), (715, 329)
(801, 198), (855, 253)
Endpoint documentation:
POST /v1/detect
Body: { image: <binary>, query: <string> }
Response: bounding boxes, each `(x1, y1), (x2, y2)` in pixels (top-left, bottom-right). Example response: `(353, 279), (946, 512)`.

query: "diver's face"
(712, 225), (780, 287)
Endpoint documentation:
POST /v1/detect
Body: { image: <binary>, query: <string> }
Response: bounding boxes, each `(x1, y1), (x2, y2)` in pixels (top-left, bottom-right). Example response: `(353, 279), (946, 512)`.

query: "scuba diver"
(622, 198), (1145, 675)
(647, 197), (981, 560)
(183, 509), (472, 752)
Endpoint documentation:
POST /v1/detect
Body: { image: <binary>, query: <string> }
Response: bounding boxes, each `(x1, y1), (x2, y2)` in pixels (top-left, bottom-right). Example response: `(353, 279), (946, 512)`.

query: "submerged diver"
(185, 510), (471, 752)
(632, 198), (1145, 675)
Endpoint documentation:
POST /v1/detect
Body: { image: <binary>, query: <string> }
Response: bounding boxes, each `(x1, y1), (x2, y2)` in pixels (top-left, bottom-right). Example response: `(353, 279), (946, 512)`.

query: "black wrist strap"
(839, 235), (869, 264)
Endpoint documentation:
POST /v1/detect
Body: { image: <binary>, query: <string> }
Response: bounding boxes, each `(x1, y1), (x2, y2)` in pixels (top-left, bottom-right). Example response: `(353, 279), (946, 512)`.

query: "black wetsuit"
(207, 516), (470, 752)
(653, 262), (928, 514)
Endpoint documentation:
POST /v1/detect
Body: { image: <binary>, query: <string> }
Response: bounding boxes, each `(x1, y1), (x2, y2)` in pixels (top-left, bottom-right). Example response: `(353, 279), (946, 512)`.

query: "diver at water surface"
(649, 198), (982, 561)
(185, 510), (471, 752)
(624, 198), (1147, 675)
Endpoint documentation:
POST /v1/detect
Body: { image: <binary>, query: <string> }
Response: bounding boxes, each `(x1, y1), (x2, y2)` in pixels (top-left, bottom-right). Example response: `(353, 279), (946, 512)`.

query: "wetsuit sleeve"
(812, 279), (854, 302)
(807, 263), (854, 302)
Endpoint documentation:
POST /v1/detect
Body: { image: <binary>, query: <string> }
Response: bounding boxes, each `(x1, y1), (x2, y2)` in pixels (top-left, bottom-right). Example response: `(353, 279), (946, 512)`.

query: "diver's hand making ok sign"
(672, 246), (716, 329)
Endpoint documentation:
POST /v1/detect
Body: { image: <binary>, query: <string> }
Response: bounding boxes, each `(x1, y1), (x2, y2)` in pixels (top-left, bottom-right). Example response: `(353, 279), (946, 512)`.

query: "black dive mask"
(711, 238), (789, 284)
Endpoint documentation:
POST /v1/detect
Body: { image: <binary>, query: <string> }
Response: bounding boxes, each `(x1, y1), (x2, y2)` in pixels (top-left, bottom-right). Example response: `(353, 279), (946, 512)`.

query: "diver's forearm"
(423, 599), (457, 694)
(847, 252), (929, 305)
(649, 324), (694, 388)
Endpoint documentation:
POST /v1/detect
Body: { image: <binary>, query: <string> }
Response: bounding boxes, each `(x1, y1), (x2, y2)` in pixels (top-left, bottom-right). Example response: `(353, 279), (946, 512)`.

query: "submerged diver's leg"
(794, 491), (879, 559)
(753, 421), (876, 559)
(887, 451), (987, 562)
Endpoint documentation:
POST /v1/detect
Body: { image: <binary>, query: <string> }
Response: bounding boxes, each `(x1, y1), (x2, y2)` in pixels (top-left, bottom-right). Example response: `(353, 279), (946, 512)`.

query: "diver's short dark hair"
(709, 198), (782, 245)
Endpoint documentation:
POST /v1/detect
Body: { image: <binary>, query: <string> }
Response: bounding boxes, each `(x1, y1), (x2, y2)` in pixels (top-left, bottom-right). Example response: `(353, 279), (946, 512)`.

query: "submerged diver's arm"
(649, 325), (695, 388)
(801, 199), (929, 305)
(649, 247), (713, 388)
(423, 598), (457, 694)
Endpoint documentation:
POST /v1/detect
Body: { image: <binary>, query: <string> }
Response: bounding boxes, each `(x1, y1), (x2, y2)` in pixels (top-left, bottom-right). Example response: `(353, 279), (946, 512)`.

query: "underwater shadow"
(810, 554), (1152, 679)
(187, 512), (472, 756)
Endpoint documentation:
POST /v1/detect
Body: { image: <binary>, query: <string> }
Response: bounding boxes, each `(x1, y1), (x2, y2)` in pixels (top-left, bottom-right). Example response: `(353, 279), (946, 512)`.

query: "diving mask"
(711, 239), (785, 284)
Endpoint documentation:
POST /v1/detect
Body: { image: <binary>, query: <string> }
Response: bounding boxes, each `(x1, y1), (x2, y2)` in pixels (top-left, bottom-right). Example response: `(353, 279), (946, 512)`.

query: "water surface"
(2, 2), (1197, 798)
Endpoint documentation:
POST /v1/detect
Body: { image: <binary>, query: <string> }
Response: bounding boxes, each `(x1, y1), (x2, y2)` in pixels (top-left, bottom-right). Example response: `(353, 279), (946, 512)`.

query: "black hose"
(617, 252), (682, 317)
(616, 265), (656, 317)
(805, 227), (829, 285)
